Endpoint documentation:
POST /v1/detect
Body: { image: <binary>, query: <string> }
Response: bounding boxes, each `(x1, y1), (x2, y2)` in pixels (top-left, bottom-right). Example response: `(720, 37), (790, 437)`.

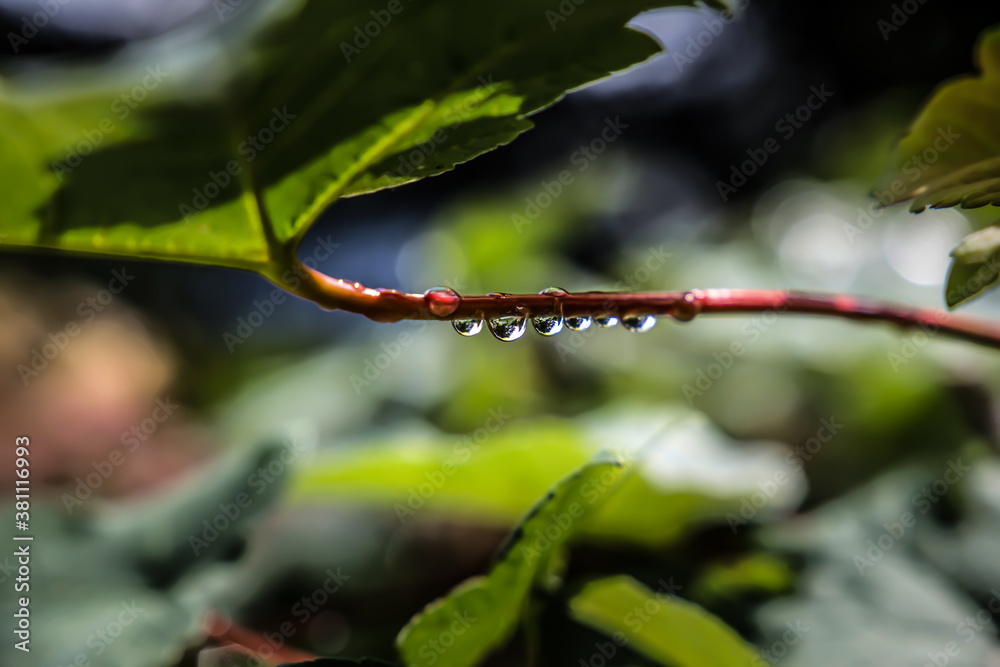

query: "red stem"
(291, 268), (1000, 349)
(204, 611), (318, 665)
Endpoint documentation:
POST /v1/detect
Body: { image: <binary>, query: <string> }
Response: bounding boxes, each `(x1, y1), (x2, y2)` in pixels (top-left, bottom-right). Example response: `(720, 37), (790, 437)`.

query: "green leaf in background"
(0, 0), (716, 276)
(944, 223), (1000, 306)
(0, 441), (293, 667)
(289, 409), (806, 547)
(395, 454), (628, 667)
(944, 246), (1000, 307)
(755, 465), (1000, 667)
(881, 24), (1000, 306)
(569, 575), (758, 667)
(887, 26), (1000, 214)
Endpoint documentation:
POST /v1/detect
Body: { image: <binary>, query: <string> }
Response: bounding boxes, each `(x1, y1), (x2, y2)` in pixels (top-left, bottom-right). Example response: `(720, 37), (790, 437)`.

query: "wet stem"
(276, 258), (1000, 349)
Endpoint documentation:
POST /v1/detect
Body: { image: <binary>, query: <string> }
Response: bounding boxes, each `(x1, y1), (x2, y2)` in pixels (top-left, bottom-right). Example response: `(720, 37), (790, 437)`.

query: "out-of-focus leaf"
(885, 26), (1000, 213)
(757, 466), (1000, 666)
(290, 408), (806, 547)
(395, 455), (628, 667)
(944, 247), (1000, 307)
(0, 442), (298, 667)
(569, 575), (758, 667)
(101, 440), (296, 585)
(689, 554), (795, 605)
(0, 0), (715, 273)
(290, 421), (587, 523)
(7, 583), (198, 667)
(917, 460), (1000, 592)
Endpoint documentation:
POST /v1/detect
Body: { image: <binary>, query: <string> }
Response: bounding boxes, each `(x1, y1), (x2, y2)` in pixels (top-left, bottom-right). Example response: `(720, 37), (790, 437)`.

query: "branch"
(203, 610), (318, 665)
(283, 267), (1000, 349)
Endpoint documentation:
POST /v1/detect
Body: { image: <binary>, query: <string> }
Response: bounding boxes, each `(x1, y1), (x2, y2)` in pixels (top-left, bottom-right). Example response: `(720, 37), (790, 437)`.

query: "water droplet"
(532, 314), (563, 336)
(594, 314), (619, 328)
(671, 291), (701, 322)
(532, 287), (566, 336)
(424, 286), (460, 317)
(565, 316), (592, 331)
(453, 318), (483, 337)
(488, 315), (527, 341)
(621, 314), (656, 333)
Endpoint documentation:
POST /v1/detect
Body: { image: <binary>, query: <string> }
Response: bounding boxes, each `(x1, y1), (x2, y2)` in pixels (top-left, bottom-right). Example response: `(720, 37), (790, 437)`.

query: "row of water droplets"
(423, 286), (657, 342)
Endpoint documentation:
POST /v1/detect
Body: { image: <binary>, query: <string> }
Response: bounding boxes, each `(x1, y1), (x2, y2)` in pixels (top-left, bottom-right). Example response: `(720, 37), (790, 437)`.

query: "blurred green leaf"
(395, 454), (628, 667)
(290, 421), (588, 523)
(689, 553), (794, 605)
(569, 575), (758, 667)
(887, 26), (1000, 213)
(756, 465), (1000, 667)
(945, 247), (1000, 307)
(0, 0), (710, 274)
(290, 409), (806, 546)
(0, 442), (295, 667)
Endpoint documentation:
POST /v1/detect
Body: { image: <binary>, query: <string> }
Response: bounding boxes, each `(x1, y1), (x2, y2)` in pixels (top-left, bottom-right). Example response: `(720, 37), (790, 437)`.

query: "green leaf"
(102, 441), (295, 582)
(756, 467), (1000, 667)
(569, 575), (758, 667)
(290, 408), (805, 546)
(395, 454), (628, 667)
(689, 553), (794, 605)
(0, 0), (711, 275)
(944, 243), (1000, 307)
(0, 442), (293, 667)
(884, 25), (1000, 213)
